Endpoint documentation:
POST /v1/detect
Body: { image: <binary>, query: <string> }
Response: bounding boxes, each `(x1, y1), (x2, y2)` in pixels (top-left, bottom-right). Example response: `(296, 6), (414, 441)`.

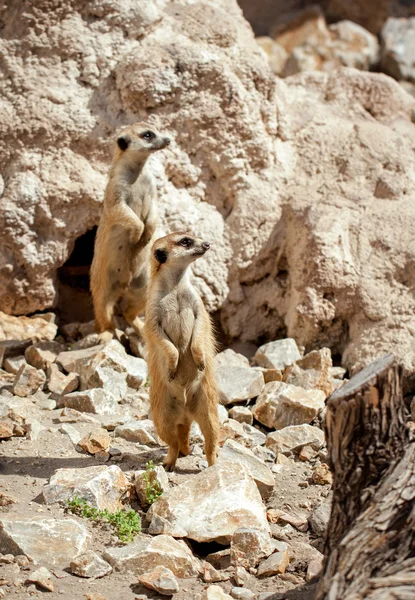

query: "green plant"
(144, 376), (150, 389)
(66, 495), (141, 543)
(143, 460), (163, 505)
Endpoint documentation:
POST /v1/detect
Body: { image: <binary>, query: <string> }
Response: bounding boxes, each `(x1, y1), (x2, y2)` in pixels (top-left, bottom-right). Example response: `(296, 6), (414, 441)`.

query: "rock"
(135, 465), (170, 507)
(85, 595), (108, 600)
(312, 463), (333, 485)
(257, 542), (290, 577)
(217, 439), (274, 500)
(62, 389), (118, 415)
(59, 407), (100, 424)
(86, 340), (147, 392)
(309, 501), (331, 537)
(3, 356), (26, 375)
(266, 424), (325, 455)
(0, 516), (91, 566)
(217, 404), (229, 423)
(27, 566), (54, 592)
(59, 423), (82, 445)
(215, 349), (250, 369)
(219, 419), (266, 449)
(233, 566), (250, 586)
(79, 429), (111, 454)
(103, 534), (200, 577)
(56, 346), (103, 376)
(0, 420), (14, 439)
(43, 465), (129, 511)
(228, 406), (253, 425)
(381, 17), (415, 82)
(115, 420), (158, 445)
(47, 364), (79, 395)
(24, 419), (45, 441)
(284, 348), (334, 397)
(202, 561), (228, 583)
(253, 340), (301, 371)
(70, 550), (112, 578)
(256, 36), (288, 76)
(253, 381), (325, 429)
(205, 548), (231, 570)
(148, 463), (270, 543)
(0, 313), (57, 342)
(203, 586), (233, 600)
(230, 528), (274, 568)
(216, 365), (264, 405)
(268, 510), (308, 532)
(231, 588), (255, 600)
(25, 341), (62, 370)
(306, 556), (323, 582)
(138, 565), (179, 595)
(13, 364), (46, 397)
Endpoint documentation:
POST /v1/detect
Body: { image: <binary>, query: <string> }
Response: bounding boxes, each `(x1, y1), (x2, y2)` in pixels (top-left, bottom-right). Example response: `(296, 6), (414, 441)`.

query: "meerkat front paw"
(98, 330), (114, 344)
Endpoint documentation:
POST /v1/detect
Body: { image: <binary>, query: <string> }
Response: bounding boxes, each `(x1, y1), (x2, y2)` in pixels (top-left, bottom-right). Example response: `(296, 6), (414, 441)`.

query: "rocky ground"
(0, 312), (342, 600)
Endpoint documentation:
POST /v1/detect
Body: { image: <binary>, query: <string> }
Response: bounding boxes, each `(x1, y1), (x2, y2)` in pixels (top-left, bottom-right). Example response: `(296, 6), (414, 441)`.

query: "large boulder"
(1, 0), (415, 380)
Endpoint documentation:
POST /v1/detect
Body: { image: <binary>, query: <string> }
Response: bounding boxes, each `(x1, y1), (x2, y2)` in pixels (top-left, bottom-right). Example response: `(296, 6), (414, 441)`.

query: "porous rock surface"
(1, 0), (415, 378)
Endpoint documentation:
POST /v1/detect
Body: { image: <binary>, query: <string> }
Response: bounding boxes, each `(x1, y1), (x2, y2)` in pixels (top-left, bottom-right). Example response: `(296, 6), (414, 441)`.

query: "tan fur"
(144, 232), (220, 471)
(90, 122), (170, 343)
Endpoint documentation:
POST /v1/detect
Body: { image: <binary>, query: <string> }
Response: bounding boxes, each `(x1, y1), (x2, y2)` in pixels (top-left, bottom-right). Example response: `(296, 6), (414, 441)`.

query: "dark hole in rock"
(56, 227), (97, 325)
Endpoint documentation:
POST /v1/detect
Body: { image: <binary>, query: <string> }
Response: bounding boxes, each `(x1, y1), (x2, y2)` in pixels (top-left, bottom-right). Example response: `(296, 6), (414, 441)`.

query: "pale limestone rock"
(27, 566), (54, 592)
(0, 516), (91, 567)
(284, 348), (334, 397)
(309, 501), (331, 536)
(219, 419), (266, 449)
(103, 534), (201, 577)
(3, 356), (26, 375)
(24, 419), (45, 441)
(252, 382), (325, 429)
(312, 463), (333, 485)
(217, 439), (274, 500)
(228, 406), (253, 425)
(148, 463), (270, 543)
(63, 388), (118, 415)
(214, 349), (249, 369)
(135, 465), (170, 507)
(381, 17), (415, 82)
(0, 313), (57, 342)
(59, 423), (82, 445)
(79, 429), (111, 454)
(231, 588), (255, 600)
(256, 36), (288, 76)
(253, 340), (301, 371)
(25, 341), (61, 370)
(306, 556), (324, 581)
(0, 420), (14, 438)
(138, 565), (179, 595)
(205, 549), (231, 570)
(216, 365), (264, 405)
(257, 542), (290, 577)
(115, 419), (158, 445)
(230, 528), (274, 568)
(70, 551), (112, 579)
(86, 340), (147, 393)
(13, 364), (46, 397)
(203, 586), (233, 600)
(217, 404), (229, 423)
(43, 465), (129, 511)
(202, 562), (228, 583)
(266, 424), (325, 455)
(47, 364), (79, 395)
(56, 346), (104, 376)
(59, 407), (99, 424)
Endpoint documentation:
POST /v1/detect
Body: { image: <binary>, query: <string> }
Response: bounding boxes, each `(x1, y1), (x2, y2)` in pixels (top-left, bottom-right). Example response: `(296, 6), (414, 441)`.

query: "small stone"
(115, 420), (158, 445)
(231, 588), (255, 600)
(284, 348), (334, 398)
(217, 404), (229, 423)
(43, 465), (129, 511)
(135, 465), (170, 507)
(298, 444), (319, 462)
(309, 501), (331, 537)
(47, 364), (79, 395)
(216, 365), (264, 405)
(203, 586), (233, 600)
(27, 566), (54, 591)
(215, 349), (249, 368)
(0, 312), (57, 342)
(86, 340), (147, 392)
(252, 381), (325, 429)
(79, 429), (111, 454)
(266, 425), (325, 455)
(59, 407), (99, 423)
(228, 407), (253, 425)
(63, 388), (118, 415)
(25, 341), (62, 370)
(306, 556), (323, 582)
(230, 528), (274, 568)
(56, 345), (104, 376)
(218, 439), (274, 500)
(0, 493), (16, 507)
(267, 509), (308, 532)
(13, 364), (46, 397)
(15, 555), (29, 566)
(256, 36), (288, 75)
(70, 550), (112, 578)
(205, 549), (231, 570)
(24, 419), (45, 441)
(202, 562), (227, 583)
(381, 17), (415, 82)
(3, 356), (26, 375)
(219, 419), (265, 449)
(59, 423), (82, 445)
(312, 463), (333, 485)
(0, 421), (14, 439)
(233, 565), (250, 586)
(253, 339), (300, 370)
(138, 565), (179, 596)
(0, 554), (14, 564)
(257, 542), (290, 577)
(85, 595), (108, 600)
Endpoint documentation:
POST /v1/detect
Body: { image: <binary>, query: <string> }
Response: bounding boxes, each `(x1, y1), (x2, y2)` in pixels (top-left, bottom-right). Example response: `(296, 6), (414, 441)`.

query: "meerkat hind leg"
(193, 383), (220, 467)
(93, 288), (119, 343)
(178, 421), (192, 456)
(122, 287), (146, 338)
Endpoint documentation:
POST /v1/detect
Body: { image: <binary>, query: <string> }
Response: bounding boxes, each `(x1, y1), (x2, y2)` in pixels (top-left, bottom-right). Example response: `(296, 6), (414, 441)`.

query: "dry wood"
(316, 354), (415, 600)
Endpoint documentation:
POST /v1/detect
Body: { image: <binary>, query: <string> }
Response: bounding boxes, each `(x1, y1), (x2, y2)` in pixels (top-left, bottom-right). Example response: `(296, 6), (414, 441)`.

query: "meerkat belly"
(163, 307), (194, 353)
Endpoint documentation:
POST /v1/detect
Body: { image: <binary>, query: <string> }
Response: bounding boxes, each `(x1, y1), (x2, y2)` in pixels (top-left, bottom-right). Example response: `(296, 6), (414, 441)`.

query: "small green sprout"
(143, 460), (163, 505)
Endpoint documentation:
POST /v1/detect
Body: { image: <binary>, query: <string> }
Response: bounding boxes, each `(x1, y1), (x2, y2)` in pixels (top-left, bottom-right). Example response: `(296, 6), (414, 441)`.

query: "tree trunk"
(316, 354), (415, 600)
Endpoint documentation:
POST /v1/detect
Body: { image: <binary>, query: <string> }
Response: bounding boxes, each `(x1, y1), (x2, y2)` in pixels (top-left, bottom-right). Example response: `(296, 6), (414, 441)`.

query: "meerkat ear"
(117, 136), (130, 151)
(154, 249), (168, 264)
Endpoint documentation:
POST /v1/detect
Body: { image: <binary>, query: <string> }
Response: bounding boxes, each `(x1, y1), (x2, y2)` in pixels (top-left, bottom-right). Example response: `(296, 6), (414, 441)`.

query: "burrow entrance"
(56, 227), (97, 325)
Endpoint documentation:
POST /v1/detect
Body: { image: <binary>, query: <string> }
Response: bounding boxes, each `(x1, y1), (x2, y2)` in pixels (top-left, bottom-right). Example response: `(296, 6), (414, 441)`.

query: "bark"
(316, 354), (415, 600)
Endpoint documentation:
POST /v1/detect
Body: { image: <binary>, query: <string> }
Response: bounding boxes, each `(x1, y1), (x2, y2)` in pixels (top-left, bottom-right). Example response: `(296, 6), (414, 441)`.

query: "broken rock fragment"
(266, 424), (325, 455)
(138, 565), (179, 595)
(114, 419), (158, 445)
(62, 388), (118, 415)
(79, 429), (111, 454)
(25, 341), (62, 370)
(253, 339), (301, 370)
(13, 364), (46, 397)
(230, 527), (274, 568)
(70, 550), (112, 578)
(257, 541), (290, 577)
(216, 364), (264, 405)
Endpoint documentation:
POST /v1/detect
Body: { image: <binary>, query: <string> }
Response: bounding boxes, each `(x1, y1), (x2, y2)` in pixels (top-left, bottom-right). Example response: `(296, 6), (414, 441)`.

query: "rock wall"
(1, 0), (415, 375)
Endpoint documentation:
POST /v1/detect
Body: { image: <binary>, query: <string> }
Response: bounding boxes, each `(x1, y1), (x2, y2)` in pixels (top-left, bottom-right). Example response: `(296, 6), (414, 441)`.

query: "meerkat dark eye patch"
(117, 136), (130, 151)
(154, 248), (168, 264)
(179, 237), (193, 248)
(141, 130), (155, 141)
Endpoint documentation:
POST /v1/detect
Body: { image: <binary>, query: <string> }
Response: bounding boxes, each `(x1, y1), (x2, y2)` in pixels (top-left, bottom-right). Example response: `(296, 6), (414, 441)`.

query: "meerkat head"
(152, 232), (211, 272)
(115, 122), (170, 160)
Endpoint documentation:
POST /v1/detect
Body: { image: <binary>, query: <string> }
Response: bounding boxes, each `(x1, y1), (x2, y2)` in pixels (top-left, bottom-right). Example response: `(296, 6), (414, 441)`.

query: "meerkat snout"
(152, 233), (211, 269)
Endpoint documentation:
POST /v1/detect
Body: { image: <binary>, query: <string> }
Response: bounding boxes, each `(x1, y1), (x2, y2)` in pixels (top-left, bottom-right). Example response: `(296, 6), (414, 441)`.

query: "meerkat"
(144, 232), (220, 471)
(90, 122), (170, 343)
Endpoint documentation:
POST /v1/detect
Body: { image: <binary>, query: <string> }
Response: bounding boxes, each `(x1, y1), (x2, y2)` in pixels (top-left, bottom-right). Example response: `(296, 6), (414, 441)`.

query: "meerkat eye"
(180, 237), (193, 248)
(141, 131), (155, 141)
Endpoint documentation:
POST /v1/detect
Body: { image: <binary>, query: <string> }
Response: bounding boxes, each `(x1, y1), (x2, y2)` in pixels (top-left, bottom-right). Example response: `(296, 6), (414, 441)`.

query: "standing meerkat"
(144, 232), (220, 471)
(90, 122), (170, 343)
